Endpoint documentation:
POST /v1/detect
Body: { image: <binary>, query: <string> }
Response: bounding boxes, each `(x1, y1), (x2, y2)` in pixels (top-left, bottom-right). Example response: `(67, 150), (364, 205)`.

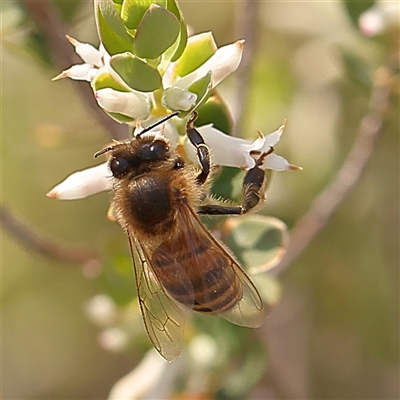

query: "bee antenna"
(94, 140), (120, 158)
(137, 111), (180, 137)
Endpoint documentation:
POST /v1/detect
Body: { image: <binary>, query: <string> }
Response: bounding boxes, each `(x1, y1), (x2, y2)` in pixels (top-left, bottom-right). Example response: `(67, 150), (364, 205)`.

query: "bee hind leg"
(198, 148), (273, 215)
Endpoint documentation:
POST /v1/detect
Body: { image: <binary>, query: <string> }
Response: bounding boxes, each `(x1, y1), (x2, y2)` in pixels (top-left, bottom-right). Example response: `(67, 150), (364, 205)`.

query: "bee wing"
(217, 265), (265, 328)
(128, 233), (186, 361)
(178, 200), (265, 328)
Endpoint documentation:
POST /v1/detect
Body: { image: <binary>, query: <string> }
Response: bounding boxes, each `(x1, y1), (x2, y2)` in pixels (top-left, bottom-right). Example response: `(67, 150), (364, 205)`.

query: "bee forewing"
(218, 266), (265, 328)
(129, 234), (186, 361)
(177, 202), (265, 326)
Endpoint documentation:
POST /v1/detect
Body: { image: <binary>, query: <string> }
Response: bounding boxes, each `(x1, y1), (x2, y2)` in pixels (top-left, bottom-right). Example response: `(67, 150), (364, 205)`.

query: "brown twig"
(1, 204), (99, 266)
(20, 0), (129, 140)
(273, 67), (394, 275)
(233, 0), (258, 137)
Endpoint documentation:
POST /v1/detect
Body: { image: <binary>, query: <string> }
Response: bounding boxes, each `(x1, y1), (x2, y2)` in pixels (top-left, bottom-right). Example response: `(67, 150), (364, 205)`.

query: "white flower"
(52, 35), (108, 82)
(359, 2), (400, 36)
(47, 121), (300, 201)
(161, 87), (197, 111)
(95, 88), (152, 120)
(170, 39), (245, 90)
(46, 162), (112, 200)
(159, 37), (244, 112)
(185, 122), (301, 171)
(53, 33), (244, 122)
(158, 38), (244, 113)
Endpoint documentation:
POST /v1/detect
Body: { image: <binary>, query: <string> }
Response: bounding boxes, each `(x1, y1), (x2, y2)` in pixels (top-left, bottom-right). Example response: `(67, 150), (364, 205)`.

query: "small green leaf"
(211, 167), (243, 201)
(165, 0), (187, 61)
(121, 0), (167, 31)
(222, 215), (289, 272)
(175, 32), (217, 78)
(94, 0), (133, 55)
(107, 112), (135, 124)
(91, 71), (130, 92)
(251, 274), (281, 308)
(134, 4), (180, 59)
(110, 53), (162, 92)
(195, 94), (233, 134)
(176, 73), (211, 118)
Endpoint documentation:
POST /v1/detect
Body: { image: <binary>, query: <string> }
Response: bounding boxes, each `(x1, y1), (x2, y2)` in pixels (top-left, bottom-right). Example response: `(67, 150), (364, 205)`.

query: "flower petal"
(66, 35), (103, 67)
(184, 124), (256, 169)
(175, 40), (244, 89)
(95, 88), (152, 120)
(261, 153), (302, 171)
(46, 163), (111, 200)
(184, 123), (301, 172)
(262, 122), (286, 148)
(52, 64), (96, 82)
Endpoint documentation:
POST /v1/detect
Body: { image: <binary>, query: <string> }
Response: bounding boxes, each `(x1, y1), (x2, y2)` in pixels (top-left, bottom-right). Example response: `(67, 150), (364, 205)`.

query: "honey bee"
(95, 113), (269, 361)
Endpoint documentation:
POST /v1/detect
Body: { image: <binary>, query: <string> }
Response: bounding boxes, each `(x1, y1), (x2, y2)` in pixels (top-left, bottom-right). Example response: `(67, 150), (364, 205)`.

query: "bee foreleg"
(186, 114), (211, 186)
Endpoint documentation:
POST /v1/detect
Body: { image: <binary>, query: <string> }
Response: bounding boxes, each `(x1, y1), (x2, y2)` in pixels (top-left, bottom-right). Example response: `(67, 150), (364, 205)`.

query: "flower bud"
(95, 88), (152, 120)
(161, 86), (197, 111)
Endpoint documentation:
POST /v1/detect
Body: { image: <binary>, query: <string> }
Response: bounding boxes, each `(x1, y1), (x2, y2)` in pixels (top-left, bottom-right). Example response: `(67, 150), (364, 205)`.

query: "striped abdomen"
(151, 236), (240, 313)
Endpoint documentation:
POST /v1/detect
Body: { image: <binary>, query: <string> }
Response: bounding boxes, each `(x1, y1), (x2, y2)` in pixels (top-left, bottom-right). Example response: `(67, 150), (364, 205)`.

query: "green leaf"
(110, 53), (162, 92)
(165, 0), (187, 61)
(251, 274), (281, 309)
(91, 71), (130, 92)
(211, 167), (243, 201)
(94, 0), (133, 55)
(175, 32), (217, 78)
(121, 0), (167, 30)
(195, 94), (233, 134)
(107, 111), (135, 124)
(134, 4), (180, 59)
(176, 72), (211, 118)
(222, 215), (289, 272)
(342, 0), (375, 28)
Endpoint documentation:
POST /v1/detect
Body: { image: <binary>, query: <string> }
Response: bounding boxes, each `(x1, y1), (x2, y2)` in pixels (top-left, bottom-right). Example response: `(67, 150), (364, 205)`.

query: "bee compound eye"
(149, 140), (169, 158)
(110, 156), (130, 178)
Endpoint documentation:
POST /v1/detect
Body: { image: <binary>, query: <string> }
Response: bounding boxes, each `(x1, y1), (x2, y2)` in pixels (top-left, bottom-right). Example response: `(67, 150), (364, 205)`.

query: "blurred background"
(2, 0), (399, 399)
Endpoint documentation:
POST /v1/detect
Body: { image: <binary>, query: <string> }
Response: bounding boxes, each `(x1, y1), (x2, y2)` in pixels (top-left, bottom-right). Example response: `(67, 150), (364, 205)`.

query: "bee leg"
(198, 148), (273, 215)
(186, 113), (211, 185)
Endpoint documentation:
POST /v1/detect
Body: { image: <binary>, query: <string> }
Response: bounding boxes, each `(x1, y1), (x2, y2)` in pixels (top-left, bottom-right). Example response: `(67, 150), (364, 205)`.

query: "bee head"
(108, 137), (171, 179)
(94, 112), (180, 179)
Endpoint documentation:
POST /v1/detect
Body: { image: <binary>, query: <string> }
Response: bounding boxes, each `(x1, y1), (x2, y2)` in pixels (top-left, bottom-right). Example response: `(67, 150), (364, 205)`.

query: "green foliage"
(110, 53), (162, 91)
(195, 94), (233, 134)
(92, 71), (131, 91)
(134, 5), (180, 59)
(120, 0), (167, 30)
(174, 32), (217, 78)
(95, 0), (133, 55)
